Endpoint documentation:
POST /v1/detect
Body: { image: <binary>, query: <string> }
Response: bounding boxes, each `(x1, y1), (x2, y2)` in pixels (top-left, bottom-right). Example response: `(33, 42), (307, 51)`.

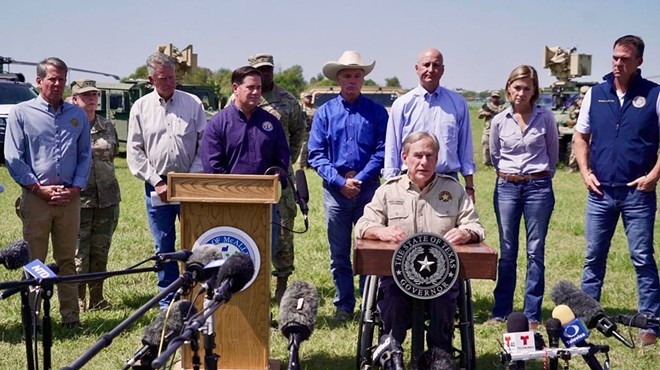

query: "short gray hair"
(402, 131), (440, 155)
(36, 57), (68, 78)
(146, 52), (176, 76)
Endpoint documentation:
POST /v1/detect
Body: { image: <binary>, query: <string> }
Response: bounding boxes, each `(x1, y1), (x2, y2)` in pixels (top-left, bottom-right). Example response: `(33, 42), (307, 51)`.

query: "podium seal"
(391, 232), (459, 300)
(193, 226), (261, 290)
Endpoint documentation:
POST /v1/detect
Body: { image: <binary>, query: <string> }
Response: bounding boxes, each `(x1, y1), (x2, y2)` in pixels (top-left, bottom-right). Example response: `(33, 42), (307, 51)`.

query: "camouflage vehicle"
(539, 46), (596, 163)
(96, 80), (221, 144)
(306, 85), (406, 113)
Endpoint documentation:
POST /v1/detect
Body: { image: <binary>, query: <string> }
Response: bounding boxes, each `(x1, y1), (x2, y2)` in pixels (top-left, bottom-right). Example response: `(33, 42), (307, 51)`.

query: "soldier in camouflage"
(566, 85), (589, 172)
(298, 91), (317, 169)
(228, 54), (305, 302)
(478, 91), (505, 166)
(70, 80), (121, 311)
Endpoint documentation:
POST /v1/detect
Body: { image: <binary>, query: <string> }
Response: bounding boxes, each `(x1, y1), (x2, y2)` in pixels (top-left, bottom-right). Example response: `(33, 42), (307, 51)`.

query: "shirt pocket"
(499, 126), (520, 154)
(387, 201), (410, 228)
(525, 127), (547, 152)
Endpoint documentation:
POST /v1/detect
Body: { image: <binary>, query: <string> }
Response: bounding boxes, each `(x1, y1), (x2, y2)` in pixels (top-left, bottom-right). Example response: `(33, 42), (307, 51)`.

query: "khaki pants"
(20, 189), (80, 323)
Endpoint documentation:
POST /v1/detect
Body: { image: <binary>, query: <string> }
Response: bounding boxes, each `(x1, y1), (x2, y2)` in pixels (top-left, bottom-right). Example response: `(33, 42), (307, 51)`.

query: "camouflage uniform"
(478, 98), (505, 166)
(76, 114), (121, 310)
(297, 101), (316, 169)
(566, 96), (584, 171)
(228, 84), (305, 278)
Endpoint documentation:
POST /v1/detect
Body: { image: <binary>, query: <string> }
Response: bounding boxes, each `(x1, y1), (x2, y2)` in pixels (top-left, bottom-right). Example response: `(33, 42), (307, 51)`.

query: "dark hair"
(614, 35), (645, 58)
(231, 66), (262, 85)
(505, 65), (540, 104)
(36, 57), (68, 78)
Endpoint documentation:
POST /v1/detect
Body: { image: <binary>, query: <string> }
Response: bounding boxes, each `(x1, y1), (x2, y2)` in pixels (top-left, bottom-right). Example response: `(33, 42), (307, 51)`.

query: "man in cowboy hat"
(308, 50), (388, 321)
(383, 48), (477, 202)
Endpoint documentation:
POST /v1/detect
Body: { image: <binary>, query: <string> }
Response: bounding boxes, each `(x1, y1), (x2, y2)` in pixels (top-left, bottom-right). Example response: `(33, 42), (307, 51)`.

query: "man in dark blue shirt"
(308, 51), (388, 320)
(201, 66), (289, 175)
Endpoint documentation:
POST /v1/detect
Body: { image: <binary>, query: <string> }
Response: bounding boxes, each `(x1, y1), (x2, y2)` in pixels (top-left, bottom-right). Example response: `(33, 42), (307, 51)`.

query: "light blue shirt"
(489, 105), (559, 174)
(383, 85), (476, 179)
(308, 94), (387, 190)
(4, 95), (91, 188)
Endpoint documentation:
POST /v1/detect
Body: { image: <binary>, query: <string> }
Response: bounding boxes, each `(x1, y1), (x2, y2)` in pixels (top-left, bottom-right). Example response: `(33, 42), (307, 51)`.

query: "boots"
(88, 280), (111, 311)
(275, 277), (288, 304)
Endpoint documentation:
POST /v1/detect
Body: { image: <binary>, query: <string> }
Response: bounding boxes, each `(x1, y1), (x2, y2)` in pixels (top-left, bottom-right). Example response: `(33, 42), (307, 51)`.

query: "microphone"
(552, 305), (605, 370)
(0, 263), (59, 300)
(122, 300), (197, 370)
(371, 334), (404, 370)
(278, 281), (319, 370)
(294, 169), (309, 215)
(614, 313), (660, 329)
(546, 318), (562, 370)
(503, 312), (531, 370)
(551, 280), (634, 348)
(417, 347), (455, 370)
(0, 240), (31, 270)
(150, 250), (192, 263)
(184, 244), (224, 287)
(212, 253), (254, 303)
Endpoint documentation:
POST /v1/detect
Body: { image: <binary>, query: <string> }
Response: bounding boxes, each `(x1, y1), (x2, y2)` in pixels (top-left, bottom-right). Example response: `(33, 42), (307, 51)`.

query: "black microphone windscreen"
(506, 312), (529, 333)
(546, 317), (562, 338)
(214, 253), (254, 292)
(186, 245), (224, 281)
(46, 263), (60, 275)
(142, 300), (196, 347)
(0, 240), (31, 269)
(295, 169), (309, 203)
(417, 347), (456, 370)
(551, 280), (603, 327)
(278, 280), (319, 341)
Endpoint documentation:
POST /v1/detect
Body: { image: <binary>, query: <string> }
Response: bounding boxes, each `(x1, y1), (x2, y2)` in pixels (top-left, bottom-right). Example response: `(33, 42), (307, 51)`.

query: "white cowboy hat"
(322, 51), (375, 81)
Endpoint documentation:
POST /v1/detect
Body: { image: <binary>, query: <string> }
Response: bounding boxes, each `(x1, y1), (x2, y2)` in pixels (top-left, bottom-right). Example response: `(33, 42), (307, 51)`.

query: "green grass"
(0, 108), (659, 369)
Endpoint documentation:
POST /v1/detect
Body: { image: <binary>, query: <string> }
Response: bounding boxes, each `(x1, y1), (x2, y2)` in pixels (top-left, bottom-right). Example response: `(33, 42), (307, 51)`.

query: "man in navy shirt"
(308, 51), (388, 320)
(202, 66), (289, 175)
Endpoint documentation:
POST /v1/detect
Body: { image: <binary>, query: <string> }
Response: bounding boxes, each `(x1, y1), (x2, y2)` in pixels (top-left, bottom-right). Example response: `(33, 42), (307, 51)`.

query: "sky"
(3, 0), (660, 92)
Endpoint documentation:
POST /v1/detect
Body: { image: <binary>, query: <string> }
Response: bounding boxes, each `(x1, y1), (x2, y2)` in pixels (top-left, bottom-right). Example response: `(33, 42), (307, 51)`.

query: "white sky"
(3, 0), (659, 91)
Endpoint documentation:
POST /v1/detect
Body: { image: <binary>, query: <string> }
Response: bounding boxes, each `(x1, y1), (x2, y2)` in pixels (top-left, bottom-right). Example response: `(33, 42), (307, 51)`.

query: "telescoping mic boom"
(551, 280), (634, 348)
(278, 281), (319, 370)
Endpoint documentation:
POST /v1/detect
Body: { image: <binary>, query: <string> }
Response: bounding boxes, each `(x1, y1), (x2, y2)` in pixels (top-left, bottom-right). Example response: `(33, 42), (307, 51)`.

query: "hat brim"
(74, 86), (100, 95)
(252, 62), (274, 68)
(322, 60), (375, 81)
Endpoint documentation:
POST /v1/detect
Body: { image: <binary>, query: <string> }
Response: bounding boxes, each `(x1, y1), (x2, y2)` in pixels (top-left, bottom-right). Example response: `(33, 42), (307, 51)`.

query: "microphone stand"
(202, 290), (219, 370)
(63, 265), (194, 370)
(41, 280), (54, 370)
(151, 296), (228, 369)
(20, 288), (36, 370)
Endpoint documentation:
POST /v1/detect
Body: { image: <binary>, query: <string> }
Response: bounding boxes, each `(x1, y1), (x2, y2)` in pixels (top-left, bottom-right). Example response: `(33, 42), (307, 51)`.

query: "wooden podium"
(168, 173), (278, 370)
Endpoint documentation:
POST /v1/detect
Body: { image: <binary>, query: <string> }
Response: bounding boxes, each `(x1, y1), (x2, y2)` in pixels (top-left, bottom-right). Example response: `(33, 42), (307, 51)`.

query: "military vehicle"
(306, 85), (406, 112)
(540, 46), (596, 163)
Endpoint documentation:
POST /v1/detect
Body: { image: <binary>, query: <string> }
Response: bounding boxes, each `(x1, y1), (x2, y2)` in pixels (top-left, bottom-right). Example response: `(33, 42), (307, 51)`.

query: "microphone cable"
(264, 166), (309, 234)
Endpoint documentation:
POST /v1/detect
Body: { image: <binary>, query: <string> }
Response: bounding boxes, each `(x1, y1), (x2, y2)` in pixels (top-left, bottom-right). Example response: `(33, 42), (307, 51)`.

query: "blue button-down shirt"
(308, 94), (388, 190)
(383, 85), (475, 179)
(4, 95), (91, 188)
(201, 104), (290, 175)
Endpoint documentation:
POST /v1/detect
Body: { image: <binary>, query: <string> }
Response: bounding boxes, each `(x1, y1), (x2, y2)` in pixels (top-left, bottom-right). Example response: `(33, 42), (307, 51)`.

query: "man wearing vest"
(574, 35), (660, 346)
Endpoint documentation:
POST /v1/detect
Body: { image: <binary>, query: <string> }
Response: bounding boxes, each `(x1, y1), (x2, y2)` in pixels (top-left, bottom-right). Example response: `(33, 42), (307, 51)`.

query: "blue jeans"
(581, 186), (660, 335)
(144, 181), (180, 309)
(492, 177), (554, 323)
(322, 180), (378, 313)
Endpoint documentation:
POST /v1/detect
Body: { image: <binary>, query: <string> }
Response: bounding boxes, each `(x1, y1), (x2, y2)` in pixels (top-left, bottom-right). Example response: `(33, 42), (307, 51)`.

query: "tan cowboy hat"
(322, 51), (375, 81)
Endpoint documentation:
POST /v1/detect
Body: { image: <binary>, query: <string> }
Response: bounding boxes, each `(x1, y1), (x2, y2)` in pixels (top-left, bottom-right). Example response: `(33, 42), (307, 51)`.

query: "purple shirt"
(201, 104), (290, 175)
(489, 105), (559, 174)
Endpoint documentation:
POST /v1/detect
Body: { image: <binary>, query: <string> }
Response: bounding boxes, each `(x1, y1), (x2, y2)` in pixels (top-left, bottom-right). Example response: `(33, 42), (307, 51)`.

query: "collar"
(402, 173), (437, 193)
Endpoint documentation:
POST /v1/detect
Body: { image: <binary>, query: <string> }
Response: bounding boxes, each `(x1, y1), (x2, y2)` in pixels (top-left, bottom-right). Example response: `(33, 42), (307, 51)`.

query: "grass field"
(0, 108), (659, 369)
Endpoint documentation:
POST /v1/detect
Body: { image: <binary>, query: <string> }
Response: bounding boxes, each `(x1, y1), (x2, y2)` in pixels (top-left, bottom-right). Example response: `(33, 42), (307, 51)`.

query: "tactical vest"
(588, 71), (660, 186)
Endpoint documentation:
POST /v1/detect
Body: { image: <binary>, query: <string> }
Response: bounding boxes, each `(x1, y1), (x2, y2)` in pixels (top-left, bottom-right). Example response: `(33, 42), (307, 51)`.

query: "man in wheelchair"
(355, 131), (485, 355)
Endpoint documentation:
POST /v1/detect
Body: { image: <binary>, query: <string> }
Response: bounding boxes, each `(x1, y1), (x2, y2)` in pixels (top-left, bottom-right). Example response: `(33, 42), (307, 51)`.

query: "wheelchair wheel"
(456, 279), (476, 370)
(356, 275), (381, 370)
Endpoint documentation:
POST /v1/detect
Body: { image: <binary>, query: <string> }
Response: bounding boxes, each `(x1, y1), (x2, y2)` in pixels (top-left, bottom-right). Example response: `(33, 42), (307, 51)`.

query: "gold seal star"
(439, 191), (452, 202)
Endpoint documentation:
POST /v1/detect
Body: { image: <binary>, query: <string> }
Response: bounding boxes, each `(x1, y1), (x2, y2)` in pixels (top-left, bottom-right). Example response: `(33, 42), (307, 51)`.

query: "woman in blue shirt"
(489, 65), (559, 329)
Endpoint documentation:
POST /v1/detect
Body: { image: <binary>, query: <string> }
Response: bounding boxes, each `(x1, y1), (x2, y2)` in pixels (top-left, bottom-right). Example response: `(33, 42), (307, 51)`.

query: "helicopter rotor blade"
(9, 59), (120, 81)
